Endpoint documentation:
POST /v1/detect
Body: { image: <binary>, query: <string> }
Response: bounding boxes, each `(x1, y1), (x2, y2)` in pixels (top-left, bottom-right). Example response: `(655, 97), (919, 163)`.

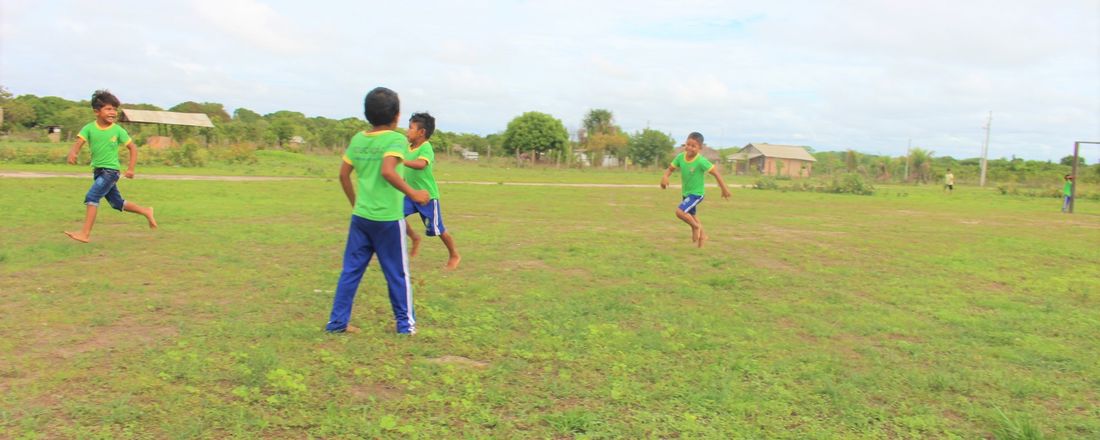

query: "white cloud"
(190, 0), (310, 54)
(0, 0), (1095, 159)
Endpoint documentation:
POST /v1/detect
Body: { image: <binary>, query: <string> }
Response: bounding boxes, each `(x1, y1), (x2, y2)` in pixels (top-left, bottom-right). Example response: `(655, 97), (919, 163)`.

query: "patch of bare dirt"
(425, 355), (490, 369)
(349, 382), (403, 401)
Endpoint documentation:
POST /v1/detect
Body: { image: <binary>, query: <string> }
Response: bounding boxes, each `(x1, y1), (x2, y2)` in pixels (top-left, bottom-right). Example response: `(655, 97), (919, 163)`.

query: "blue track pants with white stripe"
(326, 215), (416, 333)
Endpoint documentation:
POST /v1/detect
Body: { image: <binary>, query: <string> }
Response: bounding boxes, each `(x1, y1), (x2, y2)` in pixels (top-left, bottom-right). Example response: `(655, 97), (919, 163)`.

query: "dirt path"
(0, 171), (749, 188)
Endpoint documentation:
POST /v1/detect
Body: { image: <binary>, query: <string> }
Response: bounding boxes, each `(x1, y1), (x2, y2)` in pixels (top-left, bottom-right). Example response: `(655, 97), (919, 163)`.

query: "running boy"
(324, 87), (430, 335)
(660, 132), (731, 248)
(64, 89), (157, 243)
(402, 112), (461, 269)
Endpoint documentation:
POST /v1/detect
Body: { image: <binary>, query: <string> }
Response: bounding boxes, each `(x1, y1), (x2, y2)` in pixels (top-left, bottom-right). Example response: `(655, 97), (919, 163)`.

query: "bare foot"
(64, 231), (90, 243)
(147, 207), (158, 229)
(344, 324), (361, 334)
(409, 235), (422, 258)
(445, 255), (461, 270)
(697, 233), (708, 248)
(691, 226), (700, 243)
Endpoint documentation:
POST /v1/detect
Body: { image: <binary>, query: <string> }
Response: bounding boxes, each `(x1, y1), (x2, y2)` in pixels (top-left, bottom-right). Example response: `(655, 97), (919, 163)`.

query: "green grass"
(1, 162), (1098, 438)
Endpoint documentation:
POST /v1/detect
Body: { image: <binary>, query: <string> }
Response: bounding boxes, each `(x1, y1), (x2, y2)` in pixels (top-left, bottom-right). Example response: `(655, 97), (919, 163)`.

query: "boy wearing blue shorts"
(325, 87), (430, 335)
(660, 132), (731, 248)
(64, 90), (157, 243)
(402, 112), (461, 269)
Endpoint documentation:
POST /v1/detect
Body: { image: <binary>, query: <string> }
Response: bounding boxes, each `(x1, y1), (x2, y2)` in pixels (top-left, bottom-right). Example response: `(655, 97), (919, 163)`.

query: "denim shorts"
(84, 168), (126, 211)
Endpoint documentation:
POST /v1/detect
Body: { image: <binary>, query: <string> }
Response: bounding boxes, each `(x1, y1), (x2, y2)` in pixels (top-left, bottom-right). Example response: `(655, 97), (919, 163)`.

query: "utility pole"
(980, 111), (992, 187)
(1070, 141), (1100, 214)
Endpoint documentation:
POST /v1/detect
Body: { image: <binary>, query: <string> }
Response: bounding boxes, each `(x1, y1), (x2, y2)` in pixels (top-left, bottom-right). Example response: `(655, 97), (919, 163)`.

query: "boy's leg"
(122, 201), (157, 229)
(675, 209), (701, 242)
(406, 223), (422, 258)
(65, 169), (115, 243)
(675, 195), (704, 243)
(694, 214), (707, 248)
(325, 216), (375, 332)
(371, 219), (416, 334)
(440, 232), (461, 269)
(423, 200), (460, 269)
(403, 196), (422, 257)
(65, 205), (98, 243)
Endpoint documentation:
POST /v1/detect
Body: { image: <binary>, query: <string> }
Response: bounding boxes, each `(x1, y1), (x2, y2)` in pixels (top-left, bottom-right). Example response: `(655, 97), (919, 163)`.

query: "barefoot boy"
(402, 112), (461, 269)
(64, 90), (157, 242)
(659, 132), (731, 247)
(325, 87), (430, 335)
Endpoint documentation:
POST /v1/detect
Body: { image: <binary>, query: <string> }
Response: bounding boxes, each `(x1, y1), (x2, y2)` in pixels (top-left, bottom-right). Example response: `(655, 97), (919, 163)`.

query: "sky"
(1, 0), (1098, 161)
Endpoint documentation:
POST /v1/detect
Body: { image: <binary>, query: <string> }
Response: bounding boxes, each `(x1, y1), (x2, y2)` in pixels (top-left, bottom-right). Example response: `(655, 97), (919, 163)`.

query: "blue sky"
(1, 0), (1097, 160)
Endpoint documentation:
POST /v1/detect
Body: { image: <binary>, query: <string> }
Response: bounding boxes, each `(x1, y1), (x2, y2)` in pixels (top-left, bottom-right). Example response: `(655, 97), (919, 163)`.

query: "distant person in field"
(324, 87), (430, 335)
(944, 168), (955, 193)
(1062, 174), (1074, 213)
(63, 89), (157, 243)
(659, 132), (732, 248)
(402, 112), (462, 269)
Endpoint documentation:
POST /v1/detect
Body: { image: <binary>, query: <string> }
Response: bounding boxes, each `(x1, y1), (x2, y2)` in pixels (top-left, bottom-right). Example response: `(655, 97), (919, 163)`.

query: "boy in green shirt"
(325, 87), (430, 335)
(660, 132), (731, 248)
(64, 90), (157, 243)
(402, 112), (461, 269)
(1062, 174), (1074, 213)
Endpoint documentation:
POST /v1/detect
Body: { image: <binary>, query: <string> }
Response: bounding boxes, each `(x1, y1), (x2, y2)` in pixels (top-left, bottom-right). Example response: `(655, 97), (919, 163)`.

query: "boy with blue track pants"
(325, 87), (430, 335)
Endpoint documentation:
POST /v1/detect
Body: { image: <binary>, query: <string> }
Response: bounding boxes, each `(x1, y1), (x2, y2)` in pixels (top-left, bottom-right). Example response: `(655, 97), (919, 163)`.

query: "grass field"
(1, 161), (1098, 439)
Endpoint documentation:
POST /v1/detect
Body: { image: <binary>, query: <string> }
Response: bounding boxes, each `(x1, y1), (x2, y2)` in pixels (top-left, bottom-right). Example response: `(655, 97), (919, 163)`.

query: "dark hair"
(91, 89), (120, 110)
(688, 132), (704, 144)
(1065, 174), (1072, 179)
(947, 168), (951, 171)
(409, 112), (435, 139)
(363, 87), (400, 126)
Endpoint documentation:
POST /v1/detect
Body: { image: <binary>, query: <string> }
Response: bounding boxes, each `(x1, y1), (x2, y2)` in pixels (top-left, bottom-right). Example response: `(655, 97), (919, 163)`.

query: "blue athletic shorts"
(404, 197), (447, 236)
(678, 194), (704, 215)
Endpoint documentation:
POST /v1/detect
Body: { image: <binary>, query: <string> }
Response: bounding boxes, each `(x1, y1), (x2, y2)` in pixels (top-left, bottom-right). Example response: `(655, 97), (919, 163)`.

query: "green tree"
(233, 108), (263, 123)
(502, 111), (569, 156)
(627, 129), (675, 167)
(908, 148), (934, 183)
(2, 98), (37, 129)
(582, 108), (614, 137)
(170, 101), (231, 122)
(1060, 155), (1086, 166)
(845, 149), (859, 172)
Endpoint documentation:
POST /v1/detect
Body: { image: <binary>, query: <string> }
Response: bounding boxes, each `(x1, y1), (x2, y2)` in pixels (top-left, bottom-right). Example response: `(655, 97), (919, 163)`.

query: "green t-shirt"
(405, 141), (439, 200)
(1064, 180), (1073, 197)
(77, 121), (131, 170)
(671, 152), (714, 196)
(342, 130), (409, 221)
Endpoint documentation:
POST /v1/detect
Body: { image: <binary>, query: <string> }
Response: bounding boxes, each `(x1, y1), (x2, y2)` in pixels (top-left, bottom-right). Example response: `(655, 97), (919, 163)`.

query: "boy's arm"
(403, 159), (428, 170)
(123, 141), (138, 179)
(660, 165), (676, 189)
(339, 162), (356, 207)
(381, 156), (430, 204)
(66, 138), (86, 165)
(709, 166), (732, 199)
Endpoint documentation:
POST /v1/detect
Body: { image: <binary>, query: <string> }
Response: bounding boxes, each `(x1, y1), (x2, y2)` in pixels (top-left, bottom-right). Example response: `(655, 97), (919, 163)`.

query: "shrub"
(754, 176), (779, 190)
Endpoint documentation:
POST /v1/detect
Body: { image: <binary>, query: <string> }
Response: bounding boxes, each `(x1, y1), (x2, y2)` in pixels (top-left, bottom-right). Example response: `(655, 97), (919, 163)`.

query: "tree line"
(2, 86), (1094, 182)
